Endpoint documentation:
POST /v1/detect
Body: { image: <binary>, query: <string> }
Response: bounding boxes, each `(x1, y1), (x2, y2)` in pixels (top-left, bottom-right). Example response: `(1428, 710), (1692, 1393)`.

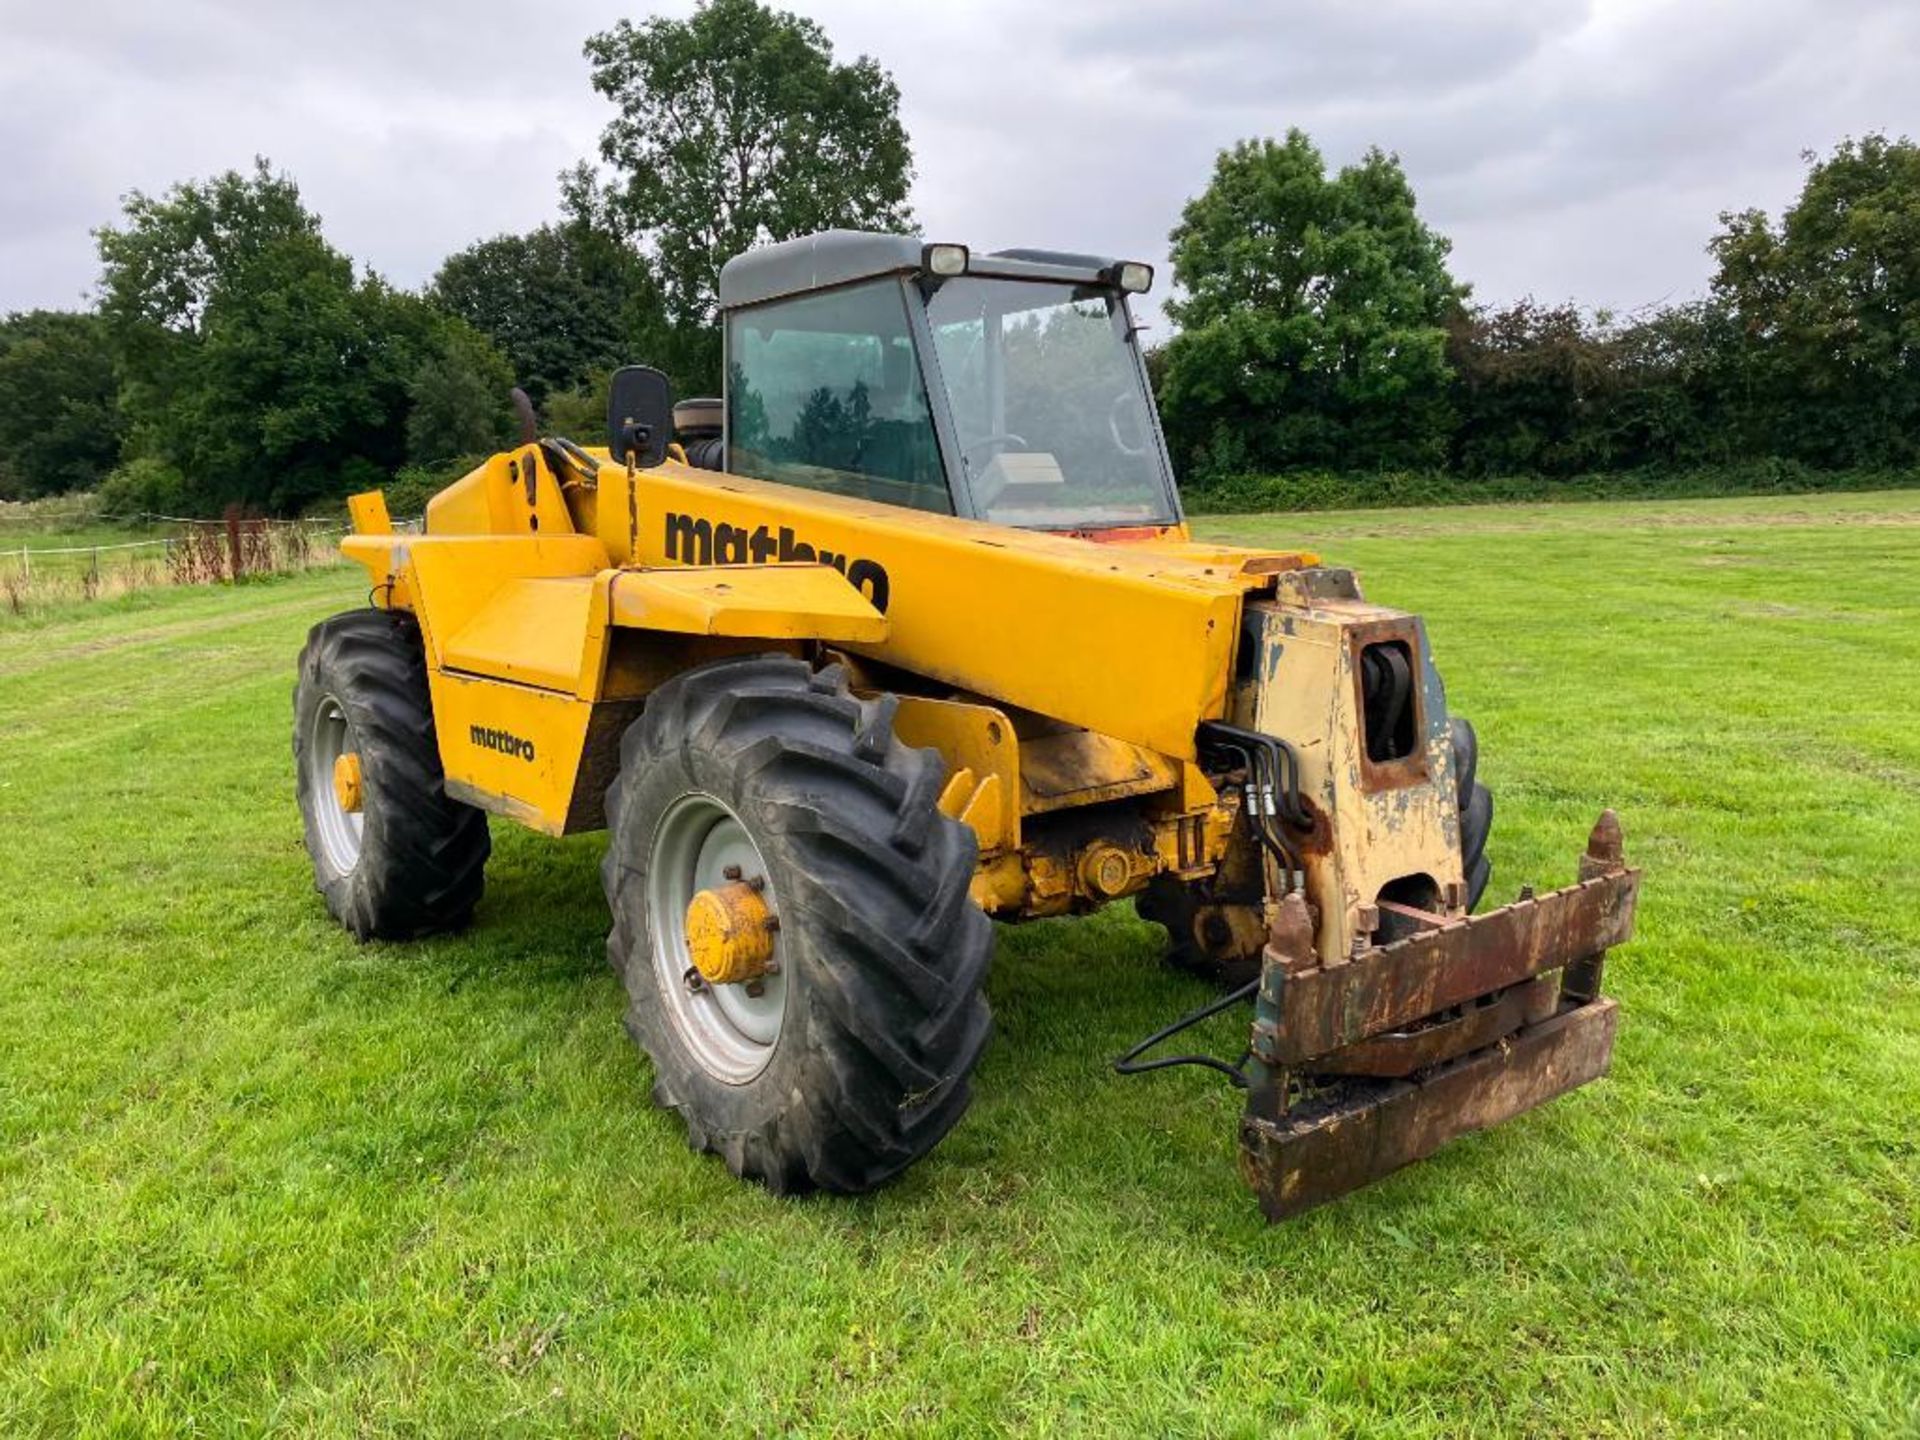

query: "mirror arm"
(510, 387), (538, 445)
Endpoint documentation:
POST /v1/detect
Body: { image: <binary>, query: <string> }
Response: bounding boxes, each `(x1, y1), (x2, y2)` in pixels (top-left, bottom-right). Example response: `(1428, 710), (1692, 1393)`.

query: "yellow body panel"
(1019, 729), (1181, 815)
(598, 461), (1258, 761)
(427, 445), (578, 538)
(606, 564), (887, 643)
(344, 456), (1284, 762)
(383, 534), (611, 671)
(891, 697), (1022, 854)
(444, 578), (596, 692)
(346, 491), (392, 536)
(427, 669), (596, 835)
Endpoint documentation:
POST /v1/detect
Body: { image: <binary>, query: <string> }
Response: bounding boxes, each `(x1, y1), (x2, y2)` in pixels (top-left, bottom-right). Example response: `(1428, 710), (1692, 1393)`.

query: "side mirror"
(607, 365), (673, 469)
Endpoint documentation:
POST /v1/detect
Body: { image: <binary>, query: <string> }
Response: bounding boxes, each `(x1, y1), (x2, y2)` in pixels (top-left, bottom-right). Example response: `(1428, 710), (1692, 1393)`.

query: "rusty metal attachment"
(1237, 810), (1639, 1221)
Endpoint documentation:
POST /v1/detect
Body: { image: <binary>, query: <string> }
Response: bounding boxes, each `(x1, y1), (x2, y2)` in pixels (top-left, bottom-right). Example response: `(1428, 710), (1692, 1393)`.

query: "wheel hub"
(685, 880), (777, 986)
(332, 752), (364, 814)
(646, 792), (789, 1084)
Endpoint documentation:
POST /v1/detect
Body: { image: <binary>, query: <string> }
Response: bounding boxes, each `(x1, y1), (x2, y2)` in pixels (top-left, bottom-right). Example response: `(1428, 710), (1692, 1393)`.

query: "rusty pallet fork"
(1119, 813), (1637, 1218)
(1247, 812), (1638, 1218)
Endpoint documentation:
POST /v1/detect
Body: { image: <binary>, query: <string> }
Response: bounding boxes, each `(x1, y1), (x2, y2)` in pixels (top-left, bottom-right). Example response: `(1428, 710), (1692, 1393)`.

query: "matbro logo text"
(663, 513), (891, 612)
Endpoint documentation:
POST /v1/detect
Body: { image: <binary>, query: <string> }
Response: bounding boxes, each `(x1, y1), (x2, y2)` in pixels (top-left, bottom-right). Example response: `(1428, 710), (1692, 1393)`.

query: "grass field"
(1, 492), (1916, 1435)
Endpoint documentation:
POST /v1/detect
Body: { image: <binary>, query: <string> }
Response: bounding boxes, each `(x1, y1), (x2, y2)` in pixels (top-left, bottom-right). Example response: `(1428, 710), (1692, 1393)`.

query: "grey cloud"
(1060, 0), (1592, 107)
(2, 0), (1918, 329)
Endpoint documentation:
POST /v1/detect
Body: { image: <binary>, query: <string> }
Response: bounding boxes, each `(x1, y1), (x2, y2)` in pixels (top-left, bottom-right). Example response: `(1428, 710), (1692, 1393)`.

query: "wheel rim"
(306, 693), (364, 874)
(647, 792), (788, 1084)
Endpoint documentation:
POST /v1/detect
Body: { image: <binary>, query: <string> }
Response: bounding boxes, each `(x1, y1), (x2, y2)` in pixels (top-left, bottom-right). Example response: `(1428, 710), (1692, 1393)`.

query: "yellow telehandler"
(296, 232), (1638, 1218)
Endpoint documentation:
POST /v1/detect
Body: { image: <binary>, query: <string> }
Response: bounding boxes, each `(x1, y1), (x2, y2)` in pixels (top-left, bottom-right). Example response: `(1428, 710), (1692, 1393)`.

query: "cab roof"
(716, 229), (1127, 311)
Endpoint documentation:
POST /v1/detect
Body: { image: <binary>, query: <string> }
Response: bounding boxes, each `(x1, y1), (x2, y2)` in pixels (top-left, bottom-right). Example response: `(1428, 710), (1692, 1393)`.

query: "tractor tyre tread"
(602, 655), (993, 1196)
(293, 608), (491, 941)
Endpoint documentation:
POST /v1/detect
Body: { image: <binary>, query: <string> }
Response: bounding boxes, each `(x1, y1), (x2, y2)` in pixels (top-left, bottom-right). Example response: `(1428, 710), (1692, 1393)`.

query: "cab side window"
(726, 280), (953, 514)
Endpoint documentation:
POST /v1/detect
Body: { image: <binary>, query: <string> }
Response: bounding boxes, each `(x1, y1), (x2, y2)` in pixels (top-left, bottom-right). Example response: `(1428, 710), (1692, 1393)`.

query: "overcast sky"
(5, 0), (1918, 334)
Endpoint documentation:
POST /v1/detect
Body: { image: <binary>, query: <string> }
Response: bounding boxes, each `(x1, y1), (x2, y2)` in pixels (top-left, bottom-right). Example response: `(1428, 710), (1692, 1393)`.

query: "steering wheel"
(960, 432), (1029, 468)
(1108, 391), (1149, 458)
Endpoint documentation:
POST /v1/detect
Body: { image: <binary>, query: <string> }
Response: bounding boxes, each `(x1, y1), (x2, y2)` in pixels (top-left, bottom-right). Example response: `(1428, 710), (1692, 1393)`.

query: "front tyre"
(603, 656), (993, 1195)
(293, 610), (491, 940)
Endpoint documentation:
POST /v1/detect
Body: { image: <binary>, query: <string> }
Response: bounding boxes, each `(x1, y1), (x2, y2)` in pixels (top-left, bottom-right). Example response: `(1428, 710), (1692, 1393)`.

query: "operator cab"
(711, 231), (1180, 532)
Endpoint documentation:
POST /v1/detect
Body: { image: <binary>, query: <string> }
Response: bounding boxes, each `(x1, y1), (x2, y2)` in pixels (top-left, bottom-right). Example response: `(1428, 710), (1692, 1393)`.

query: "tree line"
(1158, 129), (1920, 488)
(1, 0), (1915, 515)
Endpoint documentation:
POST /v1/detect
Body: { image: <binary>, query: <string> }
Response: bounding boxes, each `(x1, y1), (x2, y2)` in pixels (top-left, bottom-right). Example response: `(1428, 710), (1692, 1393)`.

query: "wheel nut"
(682, 966), (707, 994)
(722, 864), (742, 881)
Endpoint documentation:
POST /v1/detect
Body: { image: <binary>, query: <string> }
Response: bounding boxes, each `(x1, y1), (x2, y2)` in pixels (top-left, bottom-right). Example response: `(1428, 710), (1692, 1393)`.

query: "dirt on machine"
(293, 231), (1639, 1219)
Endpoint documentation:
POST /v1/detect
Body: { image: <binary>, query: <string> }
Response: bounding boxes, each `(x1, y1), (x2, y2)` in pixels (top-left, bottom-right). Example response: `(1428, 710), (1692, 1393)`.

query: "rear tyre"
(293, 609), (491, 940)
(1137, 879), (1261, 990)
(1451, 716), (1494, 910)
(603, 655), (993, 1194)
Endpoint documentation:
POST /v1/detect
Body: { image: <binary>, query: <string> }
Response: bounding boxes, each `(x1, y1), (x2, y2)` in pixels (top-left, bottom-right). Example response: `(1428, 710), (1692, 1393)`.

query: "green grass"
(1, 493), (1917, 1435)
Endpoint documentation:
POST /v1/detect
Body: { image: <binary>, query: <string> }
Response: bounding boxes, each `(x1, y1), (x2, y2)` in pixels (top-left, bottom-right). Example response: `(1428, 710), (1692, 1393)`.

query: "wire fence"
(4, 520), (343, 575)
(1, 512), (418, 615)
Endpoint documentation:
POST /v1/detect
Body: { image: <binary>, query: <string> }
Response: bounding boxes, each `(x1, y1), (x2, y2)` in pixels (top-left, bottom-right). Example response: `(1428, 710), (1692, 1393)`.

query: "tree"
(0, 311), (127, 498)
(1446, 300), (1614, 476)
(1445, 298), (1744, 477)
(575, 0), (914, 389)
(1709, 134), (1920, 467)
(1158, 131), (1464, 480)
(96, 161), (440, 513)
(429, 221), (669, 406)
(542, 371), (614, 444)
(96, 160), (317, 450)
(405, 321), (517, 466)
(1594, 301), (1744, 470)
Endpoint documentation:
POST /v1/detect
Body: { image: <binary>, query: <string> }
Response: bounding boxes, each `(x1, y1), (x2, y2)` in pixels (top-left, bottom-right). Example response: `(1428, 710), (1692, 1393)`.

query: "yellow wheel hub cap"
(685, 880), (776, 985)
(332, 752), (364, 813)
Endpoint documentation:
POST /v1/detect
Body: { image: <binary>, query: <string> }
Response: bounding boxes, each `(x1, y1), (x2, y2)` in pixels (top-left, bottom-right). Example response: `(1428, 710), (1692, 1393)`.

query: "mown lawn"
(0, 492), (1915, 1436)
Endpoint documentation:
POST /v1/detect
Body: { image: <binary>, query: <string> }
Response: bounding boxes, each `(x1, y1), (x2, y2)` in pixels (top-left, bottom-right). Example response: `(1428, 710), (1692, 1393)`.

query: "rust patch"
(1308, 974), (1559, 1077)
(1240, 999), (1619, 1220)
(1284, 796), (1335, 857)
(1256, 867), (1637, 1066)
